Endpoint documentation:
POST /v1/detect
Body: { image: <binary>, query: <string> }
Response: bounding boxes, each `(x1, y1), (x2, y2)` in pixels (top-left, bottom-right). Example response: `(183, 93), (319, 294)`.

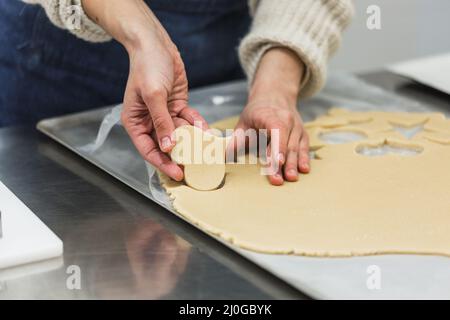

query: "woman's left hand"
(235, 48), (310, 186)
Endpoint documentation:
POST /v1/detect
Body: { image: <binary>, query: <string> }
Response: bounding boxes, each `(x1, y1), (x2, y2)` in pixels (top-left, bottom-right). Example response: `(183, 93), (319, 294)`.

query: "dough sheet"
(159, 109), (450, 257)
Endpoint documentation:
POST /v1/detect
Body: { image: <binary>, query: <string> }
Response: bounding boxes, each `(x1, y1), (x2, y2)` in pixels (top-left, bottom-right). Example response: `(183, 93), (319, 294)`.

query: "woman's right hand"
(121, 25), (210, 181)
(82, 0), (208, 181)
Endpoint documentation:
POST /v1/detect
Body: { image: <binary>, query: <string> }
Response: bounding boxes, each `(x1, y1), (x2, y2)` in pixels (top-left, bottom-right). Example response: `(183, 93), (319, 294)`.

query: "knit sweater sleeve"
(240, 0), (354, 99)
(23, 0), (354, 99)
(22, 0), (111, 42)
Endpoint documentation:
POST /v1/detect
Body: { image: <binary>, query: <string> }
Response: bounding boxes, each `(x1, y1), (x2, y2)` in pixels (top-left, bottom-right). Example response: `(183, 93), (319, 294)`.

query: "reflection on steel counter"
(32, 139), (274, 299)
(66, 218), (192, 299)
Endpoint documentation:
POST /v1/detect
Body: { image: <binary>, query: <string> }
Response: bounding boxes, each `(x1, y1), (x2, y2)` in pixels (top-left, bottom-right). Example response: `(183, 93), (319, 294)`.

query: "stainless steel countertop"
(0, 71), (448, 299)
(0, 126), (307, 299)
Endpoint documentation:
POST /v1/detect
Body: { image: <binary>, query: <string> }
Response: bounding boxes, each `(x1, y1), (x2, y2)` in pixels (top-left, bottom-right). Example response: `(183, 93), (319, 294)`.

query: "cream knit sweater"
(22, 0), (354, 98)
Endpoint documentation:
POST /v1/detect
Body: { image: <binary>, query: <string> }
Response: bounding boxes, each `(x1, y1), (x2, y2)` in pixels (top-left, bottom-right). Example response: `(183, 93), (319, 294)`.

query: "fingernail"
(302, 162), (310, 171)
(277, 153), (285, 164)
(161, 136), (172, 151)
(193, 120), (203, 129)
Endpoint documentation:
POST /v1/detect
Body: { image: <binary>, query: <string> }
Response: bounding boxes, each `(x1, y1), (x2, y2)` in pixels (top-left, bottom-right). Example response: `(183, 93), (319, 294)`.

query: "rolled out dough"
(160, 109), (450, 257)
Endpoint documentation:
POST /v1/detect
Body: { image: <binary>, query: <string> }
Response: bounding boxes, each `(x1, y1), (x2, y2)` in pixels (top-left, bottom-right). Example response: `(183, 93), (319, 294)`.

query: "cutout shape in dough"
(160, 110), (450, 257)
(318, 128), (368, 145)
(356, 139), (423, 157)
(425, 118), (450, 135)
(413, 131), (450, 145)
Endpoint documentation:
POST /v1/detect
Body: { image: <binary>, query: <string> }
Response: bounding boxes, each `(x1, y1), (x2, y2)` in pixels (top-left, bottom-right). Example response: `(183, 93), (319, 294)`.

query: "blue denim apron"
(0, 0), (250, 127)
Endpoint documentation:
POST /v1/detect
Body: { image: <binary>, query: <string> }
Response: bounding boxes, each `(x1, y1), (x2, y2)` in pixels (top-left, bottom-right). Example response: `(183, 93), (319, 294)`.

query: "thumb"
(142, 86), (176, 152)
(226, 121), (248, 163)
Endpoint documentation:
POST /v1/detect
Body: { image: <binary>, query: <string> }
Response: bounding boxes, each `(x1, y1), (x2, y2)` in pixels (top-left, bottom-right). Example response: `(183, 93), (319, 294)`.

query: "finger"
(178, 107), (209, 130)
(264, 142), (284, 185)
(298, 131), (311, 173)
(227, 121), (248, 162)
(150, 128), (185, 171)
(135, 133), (183, 181)
(268, 164), (284, 186)
(174, 242), (190, 275)
(267, 120), (290, 168)
(173, 117), (190, 128)
(142, 87), (176, 152)
(148, 233), (179, 288)
(284, 129), (301, 182)
(266, 119), (293, 184)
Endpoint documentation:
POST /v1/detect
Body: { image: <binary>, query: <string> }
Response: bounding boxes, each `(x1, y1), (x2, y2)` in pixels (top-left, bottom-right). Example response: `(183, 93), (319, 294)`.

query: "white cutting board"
(0, 181), (63, 270)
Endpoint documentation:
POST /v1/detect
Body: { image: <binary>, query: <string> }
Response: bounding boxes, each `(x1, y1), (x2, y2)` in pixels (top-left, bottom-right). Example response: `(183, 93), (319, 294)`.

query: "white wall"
(330, 0), (450, 72)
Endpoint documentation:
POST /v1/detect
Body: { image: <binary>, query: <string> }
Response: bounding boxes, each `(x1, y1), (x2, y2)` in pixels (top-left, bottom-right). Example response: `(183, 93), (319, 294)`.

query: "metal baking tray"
(37, 74), (450, 299)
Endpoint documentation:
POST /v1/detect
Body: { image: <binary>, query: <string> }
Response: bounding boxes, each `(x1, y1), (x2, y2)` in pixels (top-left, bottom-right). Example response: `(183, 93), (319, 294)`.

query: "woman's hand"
(82, 0), (208, 181)
(121, 28), (209, 182)
(236, 48), (310, 185)
(125, 220), (190, 299)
